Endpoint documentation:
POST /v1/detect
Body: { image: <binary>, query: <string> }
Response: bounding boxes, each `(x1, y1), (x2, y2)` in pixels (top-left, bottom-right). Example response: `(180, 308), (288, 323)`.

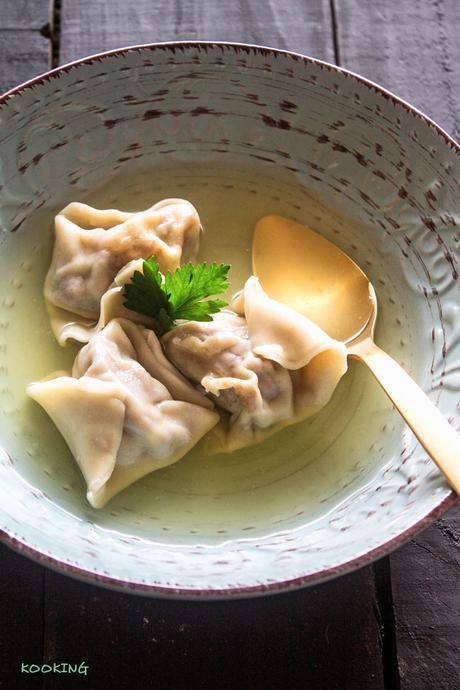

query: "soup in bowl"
(0, 43), (457, 597)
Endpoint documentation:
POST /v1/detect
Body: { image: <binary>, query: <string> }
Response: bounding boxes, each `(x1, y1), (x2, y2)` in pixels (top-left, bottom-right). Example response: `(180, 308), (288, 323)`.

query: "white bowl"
(0, 42), (457, 597)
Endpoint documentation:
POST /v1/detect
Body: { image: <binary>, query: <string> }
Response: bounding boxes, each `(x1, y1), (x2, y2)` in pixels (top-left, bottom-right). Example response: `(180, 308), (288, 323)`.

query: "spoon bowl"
(253, 215), (375, 343)
(253, 215), (460, 494)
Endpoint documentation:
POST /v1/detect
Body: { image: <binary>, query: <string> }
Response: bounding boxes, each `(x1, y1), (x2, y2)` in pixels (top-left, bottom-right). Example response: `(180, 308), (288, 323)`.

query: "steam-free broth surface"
(0, 161), (413, 542)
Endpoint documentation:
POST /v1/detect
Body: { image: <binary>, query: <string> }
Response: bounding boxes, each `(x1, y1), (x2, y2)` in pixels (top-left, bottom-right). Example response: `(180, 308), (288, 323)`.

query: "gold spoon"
(253, 215), (460, 493)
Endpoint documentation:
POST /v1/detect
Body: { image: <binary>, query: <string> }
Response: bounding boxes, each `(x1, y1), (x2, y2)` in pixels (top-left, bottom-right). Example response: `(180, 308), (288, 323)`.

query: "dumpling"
(45, 198), (202, 344)
(162, 276), (348, 451)
(51, 258), (158, 345)
(27, 318), (219, 508)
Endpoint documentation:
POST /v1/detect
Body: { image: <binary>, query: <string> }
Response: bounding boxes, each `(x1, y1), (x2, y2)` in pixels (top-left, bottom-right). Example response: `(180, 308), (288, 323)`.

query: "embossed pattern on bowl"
(0, 43), (458, 597)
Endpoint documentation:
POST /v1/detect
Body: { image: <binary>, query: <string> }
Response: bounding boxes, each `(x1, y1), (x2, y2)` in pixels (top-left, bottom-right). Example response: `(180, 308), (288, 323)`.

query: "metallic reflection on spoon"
(253, 215), (460, 494)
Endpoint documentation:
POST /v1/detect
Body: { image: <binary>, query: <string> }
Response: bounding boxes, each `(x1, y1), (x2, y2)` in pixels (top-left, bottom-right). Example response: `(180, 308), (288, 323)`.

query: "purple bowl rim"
(0, 40), (458, 599)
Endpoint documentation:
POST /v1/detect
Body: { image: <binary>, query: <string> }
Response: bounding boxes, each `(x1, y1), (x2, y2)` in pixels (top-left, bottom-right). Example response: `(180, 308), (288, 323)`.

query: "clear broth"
(0, 160), (411, 543)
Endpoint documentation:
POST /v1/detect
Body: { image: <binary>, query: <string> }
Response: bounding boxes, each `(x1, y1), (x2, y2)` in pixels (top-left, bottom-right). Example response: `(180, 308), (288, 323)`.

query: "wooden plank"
(390, 504), (460, 690)
(59, 0), (335, 65)
(0, 32), (50, 93)
(42, 565), (383, 690)
(333, 0), (460, 139)
(1, 0), (49, 29)
(333, 1), (460, 686)
(0, 545), (44, 688)
(0, 0), (50, 93)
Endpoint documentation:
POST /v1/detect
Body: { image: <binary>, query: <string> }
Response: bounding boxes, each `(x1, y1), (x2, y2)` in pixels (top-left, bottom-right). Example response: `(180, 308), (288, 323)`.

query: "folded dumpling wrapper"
(50, 258), (158, 345)
(45, 198), (201, 345)
(162, 276), (348, 451)
(27, 319), (219, 508)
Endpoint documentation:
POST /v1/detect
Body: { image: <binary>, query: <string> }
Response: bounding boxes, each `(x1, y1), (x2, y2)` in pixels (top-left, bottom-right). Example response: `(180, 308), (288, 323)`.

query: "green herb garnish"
(123, 257), (230, 334)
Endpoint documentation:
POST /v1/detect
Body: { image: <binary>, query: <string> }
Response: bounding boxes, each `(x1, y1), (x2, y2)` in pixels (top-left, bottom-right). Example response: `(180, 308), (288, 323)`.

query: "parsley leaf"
(123, 257), (230, 334)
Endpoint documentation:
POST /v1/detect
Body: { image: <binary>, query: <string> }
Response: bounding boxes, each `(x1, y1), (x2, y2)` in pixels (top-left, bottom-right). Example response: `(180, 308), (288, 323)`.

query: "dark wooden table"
(1, 1), (459, 688)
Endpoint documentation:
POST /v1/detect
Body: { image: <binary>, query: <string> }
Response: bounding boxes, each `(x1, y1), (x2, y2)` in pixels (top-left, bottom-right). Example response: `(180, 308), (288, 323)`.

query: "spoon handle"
(349, 337), (460, 494)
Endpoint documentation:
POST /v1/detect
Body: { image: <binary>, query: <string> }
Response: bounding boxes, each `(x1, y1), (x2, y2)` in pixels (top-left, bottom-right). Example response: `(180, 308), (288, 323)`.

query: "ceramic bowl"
(0, 43), (458, 598)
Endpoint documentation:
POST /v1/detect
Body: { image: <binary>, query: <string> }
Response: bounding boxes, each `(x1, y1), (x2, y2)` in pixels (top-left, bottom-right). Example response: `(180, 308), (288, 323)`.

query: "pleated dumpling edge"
(163, 276), (348, 452)
(44, 198), (202, 346)
(27, 319), (219, 508)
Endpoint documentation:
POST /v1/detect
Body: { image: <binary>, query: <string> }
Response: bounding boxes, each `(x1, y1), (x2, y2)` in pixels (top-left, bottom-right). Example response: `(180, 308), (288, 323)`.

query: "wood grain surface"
(390, 504), (460, 690)
(0, 0), (49, 93)
(58, 0), (335, 64)
(334, 0), (460, 139)
(0, 547), (43, 690)
(40, 566), (384, 690)
(0, 1), (459, 688)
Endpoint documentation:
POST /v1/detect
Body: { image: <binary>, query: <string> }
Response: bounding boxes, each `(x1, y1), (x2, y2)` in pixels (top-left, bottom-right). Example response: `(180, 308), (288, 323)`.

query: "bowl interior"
(0, 44), (457, 594)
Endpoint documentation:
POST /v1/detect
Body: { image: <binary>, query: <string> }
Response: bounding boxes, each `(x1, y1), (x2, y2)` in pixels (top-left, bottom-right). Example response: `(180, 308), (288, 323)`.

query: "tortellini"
(162, 277), (348, 451)
(45, 198), (202, 344)
(27, 319), (218, 508)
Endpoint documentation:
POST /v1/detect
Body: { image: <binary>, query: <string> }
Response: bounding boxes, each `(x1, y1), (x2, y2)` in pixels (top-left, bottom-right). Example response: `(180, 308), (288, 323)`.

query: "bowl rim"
(2, 38), (460, 154)
(0, 40), (458, 599)
(1, 493), (456, 600)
